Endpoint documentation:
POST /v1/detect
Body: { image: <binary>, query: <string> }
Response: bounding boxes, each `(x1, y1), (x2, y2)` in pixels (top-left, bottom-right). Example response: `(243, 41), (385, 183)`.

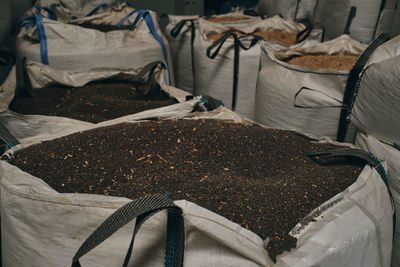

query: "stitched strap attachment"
(71, 194), (184, 267)
(117, 10), (172, 86)
(206, 31), (261, 111)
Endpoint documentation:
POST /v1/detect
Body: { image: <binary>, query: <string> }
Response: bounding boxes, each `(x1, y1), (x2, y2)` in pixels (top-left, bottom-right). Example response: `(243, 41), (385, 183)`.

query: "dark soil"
(5, 120), (365, 261)
(9, 80), (177, 123)
(72, 23), (131, 32)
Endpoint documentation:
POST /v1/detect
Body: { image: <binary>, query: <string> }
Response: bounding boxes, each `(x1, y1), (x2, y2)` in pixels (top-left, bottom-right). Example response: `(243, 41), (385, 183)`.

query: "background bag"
(255, 35), (366, 141)
(16, 7), (174, 90)
(313, 0), (399, 43)
(0, 61), (196, 145)
(257, 0), (317, 23)
(351, 36), (400, 146)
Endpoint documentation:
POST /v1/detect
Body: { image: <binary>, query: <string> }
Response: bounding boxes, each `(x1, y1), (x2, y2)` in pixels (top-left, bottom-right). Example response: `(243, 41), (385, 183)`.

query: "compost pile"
(285, 54), (359, 71)
(205, 16), (250, 23)
(207, 29), (298, 46)
(253, 29), (298, 46)
(9, 80), (177, 123)
(6, 120), (365, 261)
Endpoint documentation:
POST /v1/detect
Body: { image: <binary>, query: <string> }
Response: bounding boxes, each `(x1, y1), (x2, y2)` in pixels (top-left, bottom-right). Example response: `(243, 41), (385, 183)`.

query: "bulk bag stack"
(0, 107), (393, 266)
(349, 35), (400, 266)
(257, 0), (317, 22)
(313, 0), (399, 43)
(165, 13), (260, 94)
(255, 34), (366, 141)
(193, 16), (320, 120)
(0, 60), (200, 145)
(16, 3), (174, 91)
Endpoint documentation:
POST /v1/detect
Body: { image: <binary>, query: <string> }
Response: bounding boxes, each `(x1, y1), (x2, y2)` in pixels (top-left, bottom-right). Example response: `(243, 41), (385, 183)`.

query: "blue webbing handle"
(19, 14), (49, 65)
(33, 5), (58, 20)
(85, 3), (108, 17)
(115, 9), (140, 29)
(142, 12), (172, 85)
(117, 10), (171, 85)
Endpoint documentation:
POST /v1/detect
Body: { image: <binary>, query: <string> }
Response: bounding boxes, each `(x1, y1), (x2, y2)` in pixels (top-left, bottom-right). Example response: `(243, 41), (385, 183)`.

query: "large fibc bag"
(16, 5), (174, 90)
(165, 13), (260, 94)
(165, 15), (199, 94)
(351, 36), (400, 146)
(356, 131), (400, 267)
(0, 61), (199, 145)
(313, 0), (398, 43)
(0, 107), (394, 267)
(257, 0), (317, 22)
(255, 35), (366, 141)
(192, 16), (320, 120)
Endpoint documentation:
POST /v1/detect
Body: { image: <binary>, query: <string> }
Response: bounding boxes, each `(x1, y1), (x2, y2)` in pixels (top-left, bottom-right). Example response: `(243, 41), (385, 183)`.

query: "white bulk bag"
(0, 107), (393, 267)
(356, 131), (400, 267)
(257, 0), (317, 22)
(165, 15), (199, 94)
(193, 16), (319, 120)
(255, 35), (366, 141)
(16, 7), (174, 88)
(351, 36), (400, 146)
(165, 13), (261, 94)
(0, 61), (197, 145)
(313, 0), (399, 43)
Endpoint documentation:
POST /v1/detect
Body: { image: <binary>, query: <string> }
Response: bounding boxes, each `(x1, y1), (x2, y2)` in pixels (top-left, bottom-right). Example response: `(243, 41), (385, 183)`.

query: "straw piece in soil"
(285, 54), (359, 71)
(9, 80), (177, 123)
(6, 120), (365, 261)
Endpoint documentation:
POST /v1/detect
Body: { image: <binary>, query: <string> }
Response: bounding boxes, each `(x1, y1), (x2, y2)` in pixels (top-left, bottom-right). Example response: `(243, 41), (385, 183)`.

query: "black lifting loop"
(336, 33), (390, 142)
(170, 19), (195, 39)
(243, 10), (265, 19)
(296, 24), (313, 43)
(71, 194), (184, 267)
(135, 61), (166, 96)
(170, 19), (197, 92)
(206, 31), (261, 111)
(307, 148), (386, 180)
(307, 148), (396, 233)
(0, 121), (19, 155)
(296, 23), (326, 44)
(344, 6), (357, 35)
